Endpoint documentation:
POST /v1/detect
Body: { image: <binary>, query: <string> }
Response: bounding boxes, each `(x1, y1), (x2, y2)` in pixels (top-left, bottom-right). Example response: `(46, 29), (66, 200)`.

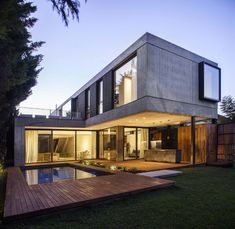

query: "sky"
(20, 0), (235, 112)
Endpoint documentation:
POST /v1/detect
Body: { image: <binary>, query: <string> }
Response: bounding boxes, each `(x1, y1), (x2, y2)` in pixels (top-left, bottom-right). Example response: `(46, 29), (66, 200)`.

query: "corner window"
(97, 80), (103, 114)
(199, 62), (221, 102)
(85, 89), (90, 119)
(114, 56), (137, 107)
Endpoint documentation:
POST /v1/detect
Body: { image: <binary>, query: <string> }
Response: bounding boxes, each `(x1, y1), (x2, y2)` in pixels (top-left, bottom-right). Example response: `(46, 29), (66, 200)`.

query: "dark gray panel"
(103, 71), (113, 112)
(77, 91), (86, 120)
(71, 97), (77, 113)
(90, 82), (97, 117)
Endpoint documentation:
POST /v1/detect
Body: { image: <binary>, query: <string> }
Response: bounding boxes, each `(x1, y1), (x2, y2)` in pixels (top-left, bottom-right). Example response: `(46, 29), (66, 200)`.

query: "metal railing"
(17, 107), (82, 120)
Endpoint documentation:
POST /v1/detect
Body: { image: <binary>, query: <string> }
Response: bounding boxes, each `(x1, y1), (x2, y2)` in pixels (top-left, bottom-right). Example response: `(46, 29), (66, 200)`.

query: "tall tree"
(0, 0), (83, 162)
(220, 95), (235, 122)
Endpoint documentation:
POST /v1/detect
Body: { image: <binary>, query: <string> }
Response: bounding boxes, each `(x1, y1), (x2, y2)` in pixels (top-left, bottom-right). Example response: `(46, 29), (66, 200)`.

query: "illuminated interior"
(25, 112), (206, 164)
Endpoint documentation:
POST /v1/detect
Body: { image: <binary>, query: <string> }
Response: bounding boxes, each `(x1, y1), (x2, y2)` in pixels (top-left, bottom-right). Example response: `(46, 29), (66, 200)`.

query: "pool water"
(22, 166), (108, 185)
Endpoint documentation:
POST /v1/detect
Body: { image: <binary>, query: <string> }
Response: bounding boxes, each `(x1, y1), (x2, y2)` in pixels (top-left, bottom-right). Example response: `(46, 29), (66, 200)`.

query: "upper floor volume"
(54, 32), (221, 124)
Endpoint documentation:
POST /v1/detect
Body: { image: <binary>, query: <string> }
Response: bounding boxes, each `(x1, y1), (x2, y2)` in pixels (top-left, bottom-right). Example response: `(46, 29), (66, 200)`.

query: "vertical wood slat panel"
(217, 123), (235, 161)
(178, 124), (208, 163)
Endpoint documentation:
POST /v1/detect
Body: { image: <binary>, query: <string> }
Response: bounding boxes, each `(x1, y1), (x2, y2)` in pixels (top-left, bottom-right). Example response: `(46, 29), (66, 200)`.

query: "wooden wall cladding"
(178, 124), (216, 163)
(178, 126), (191, 162)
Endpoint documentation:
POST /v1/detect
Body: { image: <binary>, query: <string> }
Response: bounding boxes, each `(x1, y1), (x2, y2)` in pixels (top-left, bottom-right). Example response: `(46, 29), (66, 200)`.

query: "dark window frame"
(113, 53), (137, 108)
(199, 61), (221, 102)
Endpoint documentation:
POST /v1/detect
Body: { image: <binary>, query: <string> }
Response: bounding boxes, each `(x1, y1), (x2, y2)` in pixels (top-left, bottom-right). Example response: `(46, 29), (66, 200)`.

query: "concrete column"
(14, 126), (25, 166)
(116, 126), (124, 161)
(191, 116), (196, 164)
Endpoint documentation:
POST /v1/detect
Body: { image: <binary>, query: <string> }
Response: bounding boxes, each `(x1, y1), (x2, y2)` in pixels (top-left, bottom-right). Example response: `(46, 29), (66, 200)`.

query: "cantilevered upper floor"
(49, 32), (220, 127)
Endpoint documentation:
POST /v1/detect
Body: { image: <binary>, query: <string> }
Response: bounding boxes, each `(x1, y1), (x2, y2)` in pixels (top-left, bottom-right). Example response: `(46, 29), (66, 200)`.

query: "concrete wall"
(144, 43), (217, 110)
(14, 126), (25, 166)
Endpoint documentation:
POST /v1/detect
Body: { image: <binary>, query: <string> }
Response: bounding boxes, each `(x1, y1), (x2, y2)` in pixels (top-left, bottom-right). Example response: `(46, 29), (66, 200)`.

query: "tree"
(220, 95), (235, 122)
(49, 0), (86, 26)
(0, 0), (84, 162)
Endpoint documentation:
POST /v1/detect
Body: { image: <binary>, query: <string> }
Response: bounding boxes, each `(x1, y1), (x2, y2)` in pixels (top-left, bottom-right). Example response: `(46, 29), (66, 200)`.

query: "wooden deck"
(4, 167), (175, 221)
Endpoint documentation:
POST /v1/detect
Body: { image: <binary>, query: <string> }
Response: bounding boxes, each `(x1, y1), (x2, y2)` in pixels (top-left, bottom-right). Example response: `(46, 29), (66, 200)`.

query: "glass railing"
(17, 107), (82, 119)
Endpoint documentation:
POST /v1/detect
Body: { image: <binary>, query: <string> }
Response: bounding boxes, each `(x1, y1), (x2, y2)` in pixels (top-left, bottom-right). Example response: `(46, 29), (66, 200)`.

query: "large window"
(76, 131), (96, 160)
(99, 128), (117, 160)
(85, 89), (91, 119)
(97, 80), (103, 114)
(26, 130), (52, 163)
(124, 128), (137, 160)
(53, 131), (75, 161)
(199, 62), (221, 102)
(124, 127), (149, 160)
(114, 56), (137, 107)
(25, 129), (96, 164)
(137, 128), (149, 159)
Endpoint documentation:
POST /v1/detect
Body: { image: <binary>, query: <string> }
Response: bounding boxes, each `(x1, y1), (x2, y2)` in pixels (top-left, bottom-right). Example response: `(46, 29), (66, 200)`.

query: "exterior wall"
(145, 43), (217, 110)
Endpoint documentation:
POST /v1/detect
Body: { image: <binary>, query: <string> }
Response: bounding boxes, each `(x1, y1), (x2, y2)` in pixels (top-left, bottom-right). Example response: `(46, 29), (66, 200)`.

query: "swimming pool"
(22, 165), (110, 185)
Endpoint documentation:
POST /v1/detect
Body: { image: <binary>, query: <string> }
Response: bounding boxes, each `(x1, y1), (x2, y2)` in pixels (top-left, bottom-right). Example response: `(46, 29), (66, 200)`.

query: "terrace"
(3, 164), (175, 221)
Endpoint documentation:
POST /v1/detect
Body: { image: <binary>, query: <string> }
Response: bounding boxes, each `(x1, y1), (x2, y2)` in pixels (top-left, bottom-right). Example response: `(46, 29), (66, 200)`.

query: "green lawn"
(2, 166), (235, 229)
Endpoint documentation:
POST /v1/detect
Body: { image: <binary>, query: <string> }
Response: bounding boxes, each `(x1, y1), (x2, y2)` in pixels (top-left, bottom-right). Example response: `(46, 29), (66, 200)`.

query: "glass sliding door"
(76, 131), (96, 160)
(25, 130), (52, 163)
(138, 128), (149, 159)
(124, 128), (137, 160)
(52, 131), (75, 161)
(99, 128), (117, 160)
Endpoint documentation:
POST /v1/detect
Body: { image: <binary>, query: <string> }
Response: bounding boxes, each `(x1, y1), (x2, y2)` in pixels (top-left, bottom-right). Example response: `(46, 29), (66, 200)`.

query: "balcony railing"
(17, 107), (82, 120)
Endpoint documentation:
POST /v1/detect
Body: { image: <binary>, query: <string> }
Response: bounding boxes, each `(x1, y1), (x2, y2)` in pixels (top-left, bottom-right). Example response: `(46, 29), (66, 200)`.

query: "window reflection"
(99, 128), (117, 160)
(114, 56), (137, 107)
(203, 63), (220, 101)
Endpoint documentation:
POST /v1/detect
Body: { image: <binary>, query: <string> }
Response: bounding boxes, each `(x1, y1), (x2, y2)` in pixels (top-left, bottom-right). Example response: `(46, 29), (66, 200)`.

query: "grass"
(2, 166), (235, 229)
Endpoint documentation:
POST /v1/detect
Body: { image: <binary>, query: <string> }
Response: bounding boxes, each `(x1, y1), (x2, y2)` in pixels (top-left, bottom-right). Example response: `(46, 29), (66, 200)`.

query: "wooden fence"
(217, 123), (235, 161)
(177, 123), (235, 164)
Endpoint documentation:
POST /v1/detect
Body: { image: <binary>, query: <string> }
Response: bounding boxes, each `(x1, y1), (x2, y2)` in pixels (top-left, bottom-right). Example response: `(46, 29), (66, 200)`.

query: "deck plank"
(4, 167), (175, 221)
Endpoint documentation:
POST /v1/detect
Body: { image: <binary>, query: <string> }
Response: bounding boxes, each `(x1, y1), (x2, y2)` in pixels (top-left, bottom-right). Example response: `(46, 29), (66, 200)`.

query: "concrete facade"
(14, 33), (221, 166)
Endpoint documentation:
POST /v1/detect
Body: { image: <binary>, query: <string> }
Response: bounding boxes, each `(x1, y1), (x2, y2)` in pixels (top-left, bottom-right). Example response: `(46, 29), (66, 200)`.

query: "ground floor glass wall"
(76, 131), (96, 160)
(25, 127), (148, 164)
(99, 128), (117, 160)
(53, 131), (75, 161)
(25, 130), (96, 163)
(25, 130), (52, 163)
(124, 127), (149, 160)
(124, 128), (137, 160)
(138, 128), (149, 159)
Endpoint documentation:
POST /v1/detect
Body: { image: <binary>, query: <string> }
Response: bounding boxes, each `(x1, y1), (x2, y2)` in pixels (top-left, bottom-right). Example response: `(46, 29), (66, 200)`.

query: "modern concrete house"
(14, 32), (221, 167)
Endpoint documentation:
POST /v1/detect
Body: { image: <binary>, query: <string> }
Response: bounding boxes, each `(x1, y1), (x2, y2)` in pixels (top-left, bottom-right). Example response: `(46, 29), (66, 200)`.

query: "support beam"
(191, 116), (196, 164)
